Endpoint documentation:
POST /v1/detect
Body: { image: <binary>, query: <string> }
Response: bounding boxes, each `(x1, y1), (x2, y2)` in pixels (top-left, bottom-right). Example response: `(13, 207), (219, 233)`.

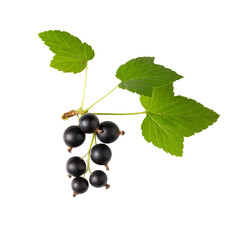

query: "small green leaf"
(140, 85), (219, 156)
(38, 30), (94, 73)
(116, 57), (183, 97)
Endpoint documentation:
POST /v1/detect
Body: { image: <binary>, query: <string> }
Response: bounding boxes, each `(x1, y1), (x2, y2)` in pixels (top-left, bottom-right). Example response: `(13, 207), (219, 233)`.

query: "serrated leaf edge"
(141, 115), (184, 157)
(38, 30), (94, 74)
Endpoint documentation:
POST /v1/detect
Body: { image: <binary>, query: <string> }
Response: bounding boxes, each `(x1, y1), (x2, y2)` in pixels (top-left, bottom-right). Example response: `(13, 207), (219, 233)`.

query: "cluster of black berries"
(63, 113), (124, 197)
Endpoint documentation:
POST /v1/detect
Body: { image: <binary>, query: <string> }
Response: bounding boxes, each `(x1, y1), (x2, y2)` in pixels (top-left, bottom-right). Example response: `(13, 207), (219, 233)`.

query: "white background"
(0, 0), (239, 239)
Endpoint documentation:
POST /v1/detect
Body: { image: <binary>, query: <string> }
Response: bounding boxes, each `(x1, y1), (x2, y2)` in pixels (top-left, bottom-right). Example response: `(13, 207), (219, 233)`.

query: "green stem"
(91, 111), (146, 116)
(85, 85), (118, 112)
(83, 133), (96, 177)
(86, 153), (92, 175)
(80, 63), (88, 109)
(82, 152), (88, 159)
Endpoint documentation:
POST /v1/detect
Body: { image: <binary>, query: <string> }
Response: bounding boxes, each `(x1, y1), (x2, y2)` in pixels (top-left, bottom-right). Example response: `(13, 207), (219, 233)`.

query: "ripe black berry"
(66, 157), (86, 177)
(90, 144), (112, 170)
(97, 121), (123, 143)
(89, 170), (110, 189)
(79, 113), (99, 133)
(71, 177), (89, 196)
(63, 126), (85, 152)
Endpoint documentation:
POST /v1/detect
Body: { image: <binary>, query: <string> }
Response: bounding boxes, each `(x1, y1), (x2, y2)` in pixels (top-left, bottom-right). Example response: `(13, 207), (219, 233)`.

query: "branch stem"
(85, 85), (118, 111)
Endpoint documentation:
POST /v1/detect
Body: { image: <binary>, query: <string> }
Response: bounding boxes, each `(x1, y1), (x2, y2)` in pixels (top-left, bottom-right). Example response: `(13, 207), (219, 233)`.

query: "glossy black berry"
(89, 170), (110, 189)
(66, 157), (86, 177)
(63, 126), (85, 148)
(79, 113), (99, 133)
(97, 121), (120, 143)
(90, 144), (112, 170)
(71, 177), (89, 196)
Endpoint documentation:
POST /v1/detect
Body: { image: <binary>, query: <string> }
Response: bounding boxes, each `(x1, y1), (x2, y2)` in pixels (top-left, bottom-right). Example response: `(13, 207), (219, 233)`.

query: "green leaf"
(116, 57), (183, 97)
(38, 30), (94, 73)
(140, 94), (152, 110)
(140, 85), (219, 156)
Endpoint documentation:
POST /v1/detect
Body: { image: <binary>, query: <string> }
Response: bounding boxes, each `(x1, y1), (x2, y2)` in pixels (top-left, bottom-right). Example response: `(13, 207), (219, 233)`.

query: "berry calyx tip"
(104, 164), (109, 171)
(67, 147), (73, 153)
(73, 192), (77, 197)
(118, 130), (125, 136)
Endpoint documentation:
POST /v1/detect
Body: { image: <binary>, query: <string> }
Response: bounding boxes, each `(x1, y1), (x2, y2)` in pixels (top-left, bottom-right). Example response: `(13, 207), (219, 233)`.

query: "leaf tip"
(178, 74), (184, 79)
(38, 31), (44, 40)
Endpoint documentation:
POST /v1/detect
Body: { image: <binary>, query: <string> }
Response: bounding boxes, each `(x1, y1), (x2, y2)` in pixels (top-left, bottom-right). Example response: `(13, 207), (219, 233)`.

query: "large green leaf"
(116, 57), (183, 97)
(140, 85), (219, 156)
(39, 30), (94, 73)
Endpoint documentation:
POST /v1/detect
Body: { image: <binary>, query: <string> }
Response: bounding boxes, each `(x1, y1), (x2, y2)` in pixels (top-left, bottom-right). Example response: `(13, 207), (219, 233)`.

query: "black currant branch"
(62, 84), (146, 120)
(38, 30), (220, 197)
(63, 66), (136, 197)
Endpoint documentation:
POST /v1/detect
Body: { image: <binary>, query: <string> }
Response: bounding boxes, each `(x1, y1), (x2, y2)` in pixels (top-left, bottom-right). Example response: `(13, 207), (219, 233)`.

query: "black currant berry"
(71, 177), (89, 196)
(89, 170), (110, 189)
(90, 144), (112, 170)
(97, 121), (124, 143)
(63, 126), (85, 152)
(66, 157), (86, 177)
(79, 113), (99, 133)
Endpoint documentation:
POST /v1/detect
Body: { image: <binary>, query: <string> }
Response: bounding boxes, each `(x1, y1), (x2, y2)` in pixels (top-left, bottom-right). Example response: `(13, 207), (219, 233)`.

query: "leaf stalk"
(85, 85), (118, 112)
(91, 111), (146, 116)
(80, 63), (88, 109)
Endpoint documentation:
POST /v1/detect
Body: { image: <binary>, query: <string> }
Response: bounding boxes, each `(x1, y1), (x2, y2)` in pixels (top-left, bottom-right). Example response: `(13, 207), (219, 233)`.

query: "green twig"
(85, 85), (118, 112)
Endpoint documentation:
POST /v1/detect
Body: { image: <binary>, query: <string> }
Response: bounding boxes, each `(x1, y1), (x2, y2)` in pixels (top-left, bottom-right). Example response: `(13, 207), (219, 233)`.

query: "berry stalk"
(83, 133), (96, 176)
